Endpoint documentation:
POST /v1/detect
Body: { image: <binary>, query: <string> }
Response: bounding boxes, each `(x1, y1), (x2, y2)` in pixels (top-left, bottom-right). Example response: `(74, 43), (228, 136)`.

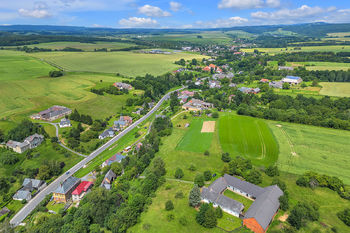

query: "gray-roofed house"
(99, 128), (115, 140)
(6, 134), (44, 154)
(100, 170), (117, 190)
(59, 118), (71, 128)
(200, 174), (283, 233)
(13, 190), (31, 201)
(53, 176), (80, 203)
(32, 105), (72, 121)
(269, 81), (283, 89)
(22, 178), (45, 192)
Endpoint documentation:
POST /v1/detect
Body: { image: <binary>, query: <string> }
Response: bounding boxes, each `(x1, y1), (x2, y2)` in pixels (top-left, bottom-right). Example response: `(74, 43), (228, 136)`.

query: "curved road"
(10, 87), (184, 226)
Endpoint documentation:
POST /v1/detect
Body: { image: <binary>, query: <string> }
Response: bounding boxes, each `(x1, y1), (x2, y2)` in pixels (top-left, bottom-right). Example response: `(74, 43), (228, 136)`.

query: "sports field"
(6, 41), (136, 51)
(30, 51), (207, 76)
(218, 115), (279, 167)
(0, 50), (57, 81)
(176, 118), (215, 153)
(319, 82), (350, 97)
(242, 45), (350, 54)
(269, 122), (350, 184)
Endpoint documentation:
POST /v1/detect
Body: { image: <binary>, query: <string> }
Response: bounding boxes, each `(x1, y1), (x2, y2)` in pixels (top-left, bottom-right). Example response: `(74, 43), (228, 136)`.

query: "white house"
(282, 76), (303, 85)
(59, 118), (71, 128)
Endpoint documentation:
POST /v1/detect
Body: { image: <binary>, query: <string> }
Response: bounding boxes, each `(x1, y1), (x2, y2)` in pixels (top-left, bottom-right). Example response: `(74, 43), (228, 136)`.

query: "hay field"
(242, 45), (350, 54)
(287, 61), (350, 71)
(30, 51), (207, 76)
(320, 82), (350, 97)
(218, 115), (279, 167)
(269, 122), (350, 184)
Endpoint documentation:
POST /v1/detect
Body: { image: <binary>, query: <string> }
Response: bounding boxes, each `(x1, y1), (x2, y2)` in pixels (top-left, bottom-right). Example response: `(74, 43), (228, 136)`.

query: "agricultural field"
(0, 50), (57, 81)
(30, 51), (207, 76)
(218, 115), (279, 167)
(319, 82), (350, 97)
(269, 122), (350, 184)
(242, 45), (350, 54)
(5, 41), (136, 51)
(286, 61), (350, 71)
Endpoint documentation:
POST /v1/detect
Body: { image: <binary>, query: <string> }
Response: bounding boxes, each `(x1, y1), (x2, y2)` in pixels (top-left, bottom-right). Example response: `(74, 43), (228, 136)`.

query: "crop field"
(268, 122), (350, 184)
(30, 51), (207, 76)
(218, 115), (279, 167)
(176, 118), (215, 153)
(242, 45), (350, 54)
(0, 50), (57, 81)
(5, 41), (136, 51)
(319, 82), (350, 97)
(286, 61), (350, 71)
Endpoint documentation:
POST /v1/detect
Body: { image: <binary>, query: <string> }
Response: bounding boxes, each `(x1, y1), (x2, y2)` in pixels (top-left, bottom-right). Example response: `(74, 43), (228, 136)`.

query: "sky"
(0, 0), (350, 28)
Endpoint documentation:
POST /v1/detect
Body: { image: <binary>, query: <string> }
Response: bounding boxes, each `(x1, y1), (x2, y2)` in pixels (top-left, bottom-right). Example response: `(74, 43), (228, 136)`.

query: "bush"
(194, 174), (205, 187)
(203, 170), (212, 181)
(279, 194), (289, 211)
(204, 150), (210, 156)
(179, 216), (188, 226)
(287, 202), (319, 229)
(245, 169), (262, 185)
(215, 207), (223, 218)
(175, 191), (184, 199)
(189, 164), (196, 171)
(142, 223), (151, 231)
(167, 213), (175, 222)
(296, 176), (309, 187)
(212, 112), (219, 118)
(189, 185), (201, 207)
(49, 70), (64, 78)
(265, 165), (279, 177)
(165, 200), (174, 211)
(221, 152), (231, 163)
(337, 208), (350, 226)
(196, 203), (217, 228)
(174, 168), (184, 179)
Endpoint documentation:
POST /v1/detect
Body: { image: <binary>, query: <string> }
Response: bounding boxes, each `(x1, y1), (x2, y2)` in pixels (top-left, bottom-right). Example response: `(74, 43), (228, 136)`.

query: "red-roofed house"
(72, 181), (93, 202)
(203, 66), (211, 72)
(260, 79), (270, 83)
(209, 64), (216, 69)
(181, 90), (195, 97)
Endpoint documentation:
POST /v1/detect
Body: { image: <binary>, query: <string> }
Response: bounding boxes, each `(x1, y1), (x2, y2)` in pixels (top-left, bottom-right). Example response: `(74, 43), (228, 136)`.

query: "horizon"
(0, 0), (349, 29)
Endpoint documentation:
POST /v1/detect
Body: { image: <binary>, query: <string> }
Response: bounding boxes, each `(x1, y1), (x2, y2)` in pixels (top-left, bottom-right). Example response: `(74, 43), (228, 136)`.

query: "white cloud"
(138, 4), (171, 17)
(251, 5), (336, 23)
(218, 0), (280, 10)
(196, 16), (249, 28)
(119, 17), (158, 28)
(170, 1), (182, 12)
(18, 8), (51, 18)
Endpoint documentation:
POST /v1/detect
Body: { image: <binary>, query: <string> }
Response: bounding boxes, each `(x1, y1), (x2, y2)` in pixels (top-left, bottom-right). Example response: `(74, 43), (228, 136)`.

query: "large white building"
(282, 76), (303, 85)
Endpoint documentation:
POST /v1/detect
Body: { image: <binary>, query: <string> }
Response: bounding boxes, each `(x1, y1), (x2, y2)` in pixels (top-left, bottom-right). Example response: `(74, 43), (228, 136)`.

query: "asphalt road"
(10, 87), (184, 226)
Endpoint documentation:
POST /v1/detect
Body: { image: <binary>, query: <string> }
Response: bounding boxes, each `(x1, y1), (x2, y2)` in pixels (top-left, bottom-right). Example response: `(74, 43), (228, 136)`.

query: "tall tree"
(189, 184), (201, 207)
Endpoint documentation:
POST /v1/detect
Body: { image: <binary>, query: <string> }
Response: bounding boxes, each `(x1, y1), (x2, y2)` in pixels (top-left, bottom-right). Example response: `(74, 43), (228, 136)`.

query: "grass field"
(242, 45), (350, 54)
(218, 115), (279, 167)
(176, 118), (215, 153)
(223, 189), (253, 213)
(287, 61), (350, 71)
(6, 41), (136, 51)
(30, 51), (207, 76)
(269, 122), (350, 184)
(0, 50), (57, 81)
(319, 82), (350, 97)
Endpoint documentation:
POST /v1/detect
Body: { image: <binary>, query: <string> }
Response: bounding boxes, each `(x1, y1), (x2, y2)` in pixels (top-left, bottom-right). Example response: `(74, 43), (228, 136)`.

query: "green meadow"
(286, 61), (350, 71)
(269, 122), (350, 184)
(30, 51), (207, 76)
(242, 45), (350, 54)
(176, 118), (215, 153)
(319, 82), (350, 97)
(219, 115), (279, 167)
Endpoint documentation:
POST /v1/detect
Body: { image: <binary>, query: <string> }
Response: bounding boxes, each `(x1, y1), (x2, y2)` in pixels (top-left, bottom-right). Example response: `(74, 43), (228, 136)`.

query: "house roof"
(24, 134), (44, 143)
(104, 170), (116, 182)
(224, 174), (265, 198)
(216, 194), (244, 213)
(72, 181), (93, 196)
(54, 176), (80, 195)
(244, 185), (283, 230)
(104, 153), (125, 166)
(208, 177), (227, 194)
(6, 140), (29, 149)
(285, 76), (301, 80)
(13, 190), (31, 200)
(22, 178), (43, 189)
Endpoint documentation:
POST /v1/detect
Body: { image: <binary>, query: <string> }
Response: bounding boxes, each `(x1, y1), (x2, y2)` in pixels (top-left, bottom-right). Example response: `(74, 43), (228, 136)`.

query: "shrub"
(212, 112), (219, 118)
(279, 194), (289, 211)
(194, 174), (205, 187)
(179, 216), (188, 226)
(287, 202), (319, 229)
(142, 224), (151, 231)
(221, 152), (231, 163)
(245, 169), (262, 185)
(189, 164), (196, 171)
(204, 150), (210, 156)
(203, 170), (212, 181)
(196, 203), (217, 228)
(296, 176), (309, 187)
(174, 168), (184, 179)
(215, 207), (223, 218)
(165, 200), (174, 211)
(167, 213), (175, 222)
(337, 208), (350, 226)
(175, 191), (184, 199)
(189, 185), (201, 207)
(265, 165), (279, 177)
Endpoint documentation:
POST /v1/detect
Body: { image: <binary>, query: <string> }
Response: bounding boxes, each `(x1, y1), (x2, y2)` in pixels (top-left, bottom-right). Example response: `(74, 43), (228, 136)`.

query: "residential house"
(72, 181), (93, 202)
(201, 174), (283, 233)
(100, 170), (117, 190)
(102, 153), (126, 168)
(113, 115), (133, 131)
(178, 94), (189, 104)
(133, 107), (144, 115)
(53, 176), (81, 203)
(278, 66), (294, 71)
(209, 80), (221, 89)
(260, 79), (270, 83)
(282, 76), (303, 85)
(229, 83), (237, 88)
(238, 87), (261, 94)
(99, 127), (115, 140)
(182, 99), (213, 112)
(181, 90), (195, 97)
(269, 81), (283, 89)
(6, 134), (44, 154)
(113, 82), (133, 91)
(135, 142), (143, 152)
(59, 118), (71, 128)
(13, 190), (31, 202)
(81, 171), (97, 183)
(13, 178), (46, 201)
(31, 106), (72, 121)
(0, 207), (10, 218)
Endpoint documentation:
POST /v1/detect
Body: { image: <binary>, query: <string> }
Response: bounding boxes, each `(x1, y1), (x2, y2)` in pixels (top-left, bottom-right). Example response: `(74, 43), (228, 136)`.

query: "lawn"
(6, 41), (136, 52)
(268, 122), (350, 184)
(242, 45), (350, 54)
(46, 201), (65, 214)
(319, 82), (350, 97)
(218, 115), (279, 167)
(128, 180), (245, 233)
(176, 118), (215, 153)
(0, 50), (57, 81)
(30, 51), (207, 77)
(223, 189), (253, 213)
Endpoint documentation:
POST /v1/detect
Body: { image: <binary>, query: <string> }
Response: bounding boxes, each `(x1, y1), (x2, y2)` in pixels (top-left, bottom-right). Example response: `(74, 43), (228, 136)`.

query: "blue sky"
(0, 0), (349, 28)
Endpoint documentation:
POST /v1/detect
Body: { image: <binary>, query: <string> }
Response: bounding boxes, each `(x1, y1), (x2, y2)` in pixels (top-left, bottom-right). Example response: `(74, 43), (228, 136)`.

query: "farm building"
(72, 181), (93, 202)
(6, 134), (44, 154)
(59, 118), (71, 128)
(53, 176), (80, 203)
(113, 82), (133, 90)
(31, 105), (72, 121)
(182, 99), (213, 112)
(278, 66), (294, 71)
(201, 174), (283, 233)
(282, 76), (303, 85)
(269, 81), (283, 89)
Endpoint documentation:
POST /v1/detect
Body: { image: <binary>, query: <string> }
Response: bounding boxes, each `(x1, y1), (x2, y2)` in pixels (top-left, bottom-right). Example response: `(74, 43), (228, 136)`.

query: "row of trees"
(90, 86), (128, 96)
(6, 120), (47, 142)
(69, 109), (93, 125)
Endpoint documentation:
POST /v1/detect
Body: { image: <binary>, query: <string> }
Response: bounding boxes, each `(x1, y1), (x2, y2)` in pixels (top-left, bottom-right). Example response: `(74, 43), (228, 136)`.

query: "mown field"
(319, 82), (350, 97)
(269, 122), (350, 184)
(219, 115), (279, 167)
(286, 61), (350, 71)
(30, 51), (207, 76)
(242, 45), (350, 54)
(4, 41), (136, 52)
